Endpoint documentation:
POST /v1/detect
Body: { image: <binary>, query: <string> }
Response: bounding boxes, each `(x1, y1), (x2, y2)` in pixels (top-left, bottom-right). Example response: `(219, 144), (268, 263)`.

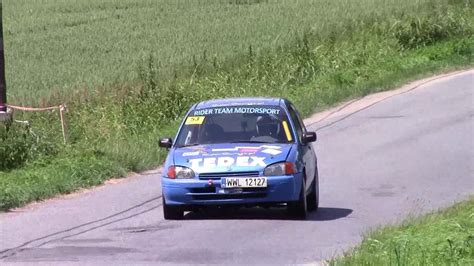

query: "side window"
(288, 105), (303, 142)
(292, 105), (307, 133)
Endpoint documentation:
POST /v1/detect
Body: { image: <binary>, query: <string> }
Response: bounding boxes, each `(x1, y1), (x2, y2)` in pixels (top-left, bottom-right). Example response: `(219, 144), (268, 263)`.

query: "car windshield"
(175, 105), (295, 147)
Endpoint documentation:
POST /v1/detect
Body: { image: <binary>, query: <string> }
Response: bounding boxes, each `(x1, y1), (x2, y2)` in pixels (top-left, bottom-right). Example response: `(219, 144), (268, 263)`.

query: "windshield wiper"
(176, 143), (201, 148)
(229, 140), (273, 144)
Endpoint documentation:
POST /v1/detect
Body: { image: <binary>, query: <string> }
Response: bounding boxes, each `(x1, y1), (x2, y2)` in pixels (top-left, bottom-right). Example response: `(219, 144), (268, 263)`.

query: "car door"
(294, 106), (317, 184)
(287, 103), (316, 192)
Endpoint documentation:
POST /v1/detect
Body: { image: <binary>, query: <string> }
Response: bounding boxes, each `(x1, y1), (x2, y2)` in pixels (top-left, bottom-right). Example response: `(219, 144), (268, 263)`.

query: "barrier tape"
(5, 103), (68, 144)
(6, 104), (62, 112)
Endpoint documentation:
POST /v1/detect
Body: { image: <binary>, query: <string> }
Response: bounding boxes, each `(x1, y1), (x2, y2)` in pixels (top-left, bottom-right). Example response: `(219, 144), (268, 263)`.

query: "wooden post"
(59, 104), (68, 144)
(0, 0), (7, 113)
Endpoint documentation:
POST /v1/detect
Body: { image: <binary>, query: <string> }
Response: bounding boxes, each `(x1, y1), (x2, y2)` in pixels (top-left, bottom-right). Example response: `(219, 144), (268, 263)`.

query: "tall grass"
(0, 0), (472, 210)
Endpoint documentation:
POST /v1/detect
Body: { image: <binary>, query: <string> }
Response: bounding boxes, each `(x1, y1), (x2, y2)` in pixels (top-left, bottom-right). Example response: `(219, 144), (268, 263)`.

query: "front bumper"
(162, 173), (303, 206)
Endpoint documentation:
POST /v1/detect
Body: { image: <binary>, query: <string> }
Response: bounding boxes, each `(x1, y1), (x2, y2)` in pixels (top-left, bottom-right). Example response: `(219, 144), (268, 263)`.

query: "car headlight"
(167, 166), (195, 179)
(263, 162), (296, 176)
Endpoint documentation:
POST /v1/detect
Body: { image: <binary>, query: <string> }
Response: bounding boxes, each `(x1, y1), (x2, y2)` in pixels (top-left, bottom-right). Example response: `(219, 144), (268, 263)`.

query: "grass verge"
(330, 199), (474, 265)
(0, 1), (473, 210)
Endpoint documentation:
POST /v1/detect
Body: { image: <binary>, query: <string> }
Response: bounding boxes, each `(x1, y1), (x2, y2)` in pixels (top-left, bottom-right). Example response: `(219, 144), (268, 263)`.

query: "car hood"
(173, 143), (293, 174)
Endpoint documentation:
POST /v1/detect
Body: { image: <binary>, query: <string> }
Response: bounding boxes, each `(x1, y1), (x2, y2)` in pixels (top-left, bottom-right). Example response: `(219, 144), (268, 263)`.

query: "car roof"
(194, 97), (284, 110)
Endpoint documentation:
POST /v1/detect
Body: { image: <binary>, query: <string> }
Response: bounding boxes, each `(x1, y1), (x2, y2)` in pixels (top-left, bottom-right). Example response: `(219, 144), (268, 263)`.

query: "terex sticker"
(189, 156), (266, 169)
(185, 116), (205, 125)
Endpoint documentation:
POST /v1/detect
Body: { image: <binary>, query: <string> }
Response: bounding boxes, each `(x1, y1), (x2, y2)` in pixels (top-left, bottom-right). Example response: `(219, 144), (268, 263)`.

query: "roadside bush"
(0, 123), (60, 171)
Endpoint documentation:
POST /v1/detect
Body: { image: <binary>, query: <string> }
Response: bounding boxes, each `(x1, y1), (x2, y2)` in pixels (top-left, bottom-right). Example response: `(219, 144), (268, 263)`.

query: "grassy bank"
(1, 0), (473, 210)
(331, 199), (474, 265)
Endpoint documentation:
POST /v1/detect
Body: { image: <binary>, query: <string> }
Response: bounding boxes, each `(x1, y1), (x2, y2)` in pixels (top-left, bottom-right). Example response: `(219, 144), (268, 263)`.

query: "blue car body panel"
(161, 97), (316, 207)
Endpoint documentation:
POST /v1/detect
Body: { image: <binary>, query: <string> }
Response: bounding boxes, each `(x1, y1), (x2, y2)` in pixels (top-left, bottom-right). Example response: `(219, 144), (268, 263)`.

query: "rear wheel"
(162, 197), (184, 220)
(287, 177), (307, 219)
(307, 169), (319, 212)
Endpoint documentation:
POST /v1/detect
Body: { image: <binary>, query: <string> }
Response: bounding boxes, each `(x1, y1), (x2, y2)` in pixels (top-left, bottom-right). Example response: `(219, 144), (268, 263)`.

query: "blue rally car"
(159, 97), (319, 219)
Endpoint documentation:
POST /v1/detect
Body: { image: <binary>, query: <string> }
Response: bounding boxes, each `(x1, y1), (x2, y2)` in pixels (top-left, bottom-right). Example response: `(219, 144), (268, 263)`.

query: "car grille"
(189, 187), (216, 193)
(198, 171), (260, 180)
(191, 193), (266, 200)
(188, 187), (267, 200)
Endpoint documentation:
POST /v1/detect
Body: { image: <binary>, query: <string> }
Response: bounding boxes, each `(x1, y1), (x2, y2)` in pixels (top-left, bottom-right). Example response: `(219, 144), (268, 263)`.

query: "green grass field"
(331, 199), (474, 265)
(0, 0), (473, 212)
(4, 0), (467, 102)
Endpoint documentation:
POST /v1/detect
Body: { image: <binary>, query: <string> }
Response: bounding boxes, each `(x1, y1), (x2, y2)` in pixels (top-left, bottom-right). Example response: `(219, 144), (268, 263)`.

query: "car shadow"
(183, 206), (352, 221)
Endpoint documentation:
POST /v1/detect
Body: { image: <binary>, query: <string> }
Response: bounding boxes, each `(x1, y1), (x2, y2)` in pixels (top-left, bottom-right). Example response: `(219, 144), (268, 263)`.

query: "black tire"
(287, 177), (307, 219)
(307, 169), (319, 212)
(162, 197), (184, 220)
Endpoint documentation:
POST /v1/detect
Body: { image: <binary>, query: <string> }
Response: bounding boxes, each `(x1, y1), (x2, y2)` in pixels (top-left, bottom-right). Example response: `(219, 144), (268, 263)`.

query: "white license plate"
(221, 177), (267, 188)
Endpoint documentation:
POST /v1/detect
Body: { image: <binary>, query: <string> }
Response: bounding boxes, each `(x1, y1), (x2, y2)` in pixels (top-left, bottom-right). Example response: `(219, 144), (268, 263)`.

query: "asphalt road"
(1, 70), (473, 264)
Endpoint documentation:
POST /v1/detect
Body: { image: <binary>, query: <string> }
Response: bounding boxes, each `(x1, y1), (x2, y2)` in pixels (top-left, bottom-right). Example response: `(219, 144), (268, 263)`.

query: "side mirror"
(302, 131), (317, 143)
(159, 137), (173, 148)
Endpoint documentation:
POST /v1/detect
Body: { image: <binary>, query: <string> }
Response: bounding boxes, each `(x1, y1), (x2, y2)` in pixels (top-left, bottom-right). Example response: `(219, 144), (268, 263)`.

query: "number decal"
(185, 116), (205, 125)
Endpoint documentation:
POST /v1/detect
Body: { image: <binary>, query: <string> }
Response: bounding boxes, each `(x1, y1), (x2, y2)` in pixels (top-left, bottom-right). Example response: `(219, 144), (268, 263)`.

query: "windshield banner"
(193, 107), (281, 116)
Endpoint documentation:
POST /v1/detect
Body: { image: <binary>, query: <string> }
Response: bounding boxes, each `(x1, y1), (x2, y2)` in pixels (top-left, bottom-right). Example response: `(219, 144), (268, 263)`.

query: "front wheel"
(162, 197), (184, 220)
(307, 169), (319, 212)
(287, 177), (307, 219)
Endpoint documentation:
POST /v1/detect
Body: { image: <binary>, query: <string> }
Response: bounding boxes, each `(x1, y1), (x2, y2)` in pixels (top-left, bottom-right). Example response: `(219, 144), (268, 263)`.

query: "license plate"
(221, 177), (267, 188)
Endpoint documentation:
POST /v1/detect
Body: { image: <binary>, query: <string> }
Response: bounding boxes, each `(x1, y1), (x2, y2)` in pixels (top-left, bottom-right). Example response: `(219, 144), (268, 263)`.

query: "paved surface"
(1, 70), (473, 264)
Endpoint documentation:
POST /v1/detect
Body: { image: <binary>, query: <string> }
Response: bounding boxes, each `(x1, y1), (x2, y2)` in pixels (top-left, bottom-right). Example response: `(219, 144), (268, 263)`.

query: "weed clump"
(0, 125), (35, 171)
